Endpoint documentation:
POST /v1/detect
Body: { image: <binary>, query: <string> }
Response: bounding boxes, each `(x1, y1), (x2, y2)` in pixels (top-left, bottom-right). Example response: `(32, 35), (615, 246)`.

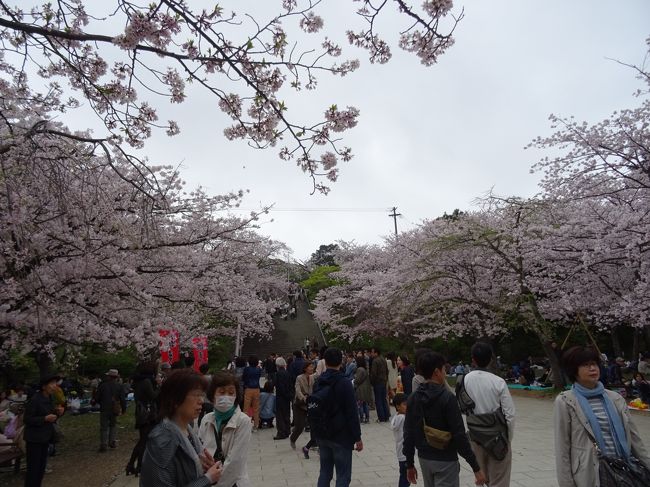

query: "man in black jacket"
(273, 357), (293, 440)
(403, 351), (486, 487)
(96, 368), (126, 452)
(24, 373), (64, 487)
(370, 347), (390, 422)
(288, 350), (304, 383)
(313, 347), (362, 487)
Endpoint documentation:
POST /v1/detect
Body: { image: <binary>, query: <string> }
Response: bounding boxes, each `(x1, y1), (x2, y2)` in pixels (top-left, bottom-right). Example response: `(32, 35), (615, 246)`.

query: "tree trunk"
(33, 350), (53, 379)
(632, 329), (641, 361)
(611, 327), (623, 358)
(538, 335), (565, 390)
(645, 325), (650, 351)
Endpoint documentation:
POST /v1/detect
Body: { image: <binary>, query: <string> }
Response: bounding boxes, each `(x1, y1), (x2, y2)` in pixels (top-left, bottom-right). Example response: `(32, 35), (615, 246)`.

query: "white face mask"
(214, 394), (236, 412)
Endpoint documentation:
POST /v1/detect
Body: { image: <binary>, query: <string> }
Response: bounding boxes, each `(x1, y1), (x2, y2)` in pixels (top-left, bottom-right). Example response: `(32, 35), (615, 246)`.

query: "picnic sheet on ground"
(507, 384), (554, 391)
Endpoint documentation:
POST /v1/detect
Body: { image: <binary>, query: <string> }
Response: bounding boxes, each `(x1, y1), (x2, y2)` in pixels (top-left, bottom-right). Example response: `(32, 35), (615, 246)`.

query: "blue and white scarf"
(573, 382), (630, 460)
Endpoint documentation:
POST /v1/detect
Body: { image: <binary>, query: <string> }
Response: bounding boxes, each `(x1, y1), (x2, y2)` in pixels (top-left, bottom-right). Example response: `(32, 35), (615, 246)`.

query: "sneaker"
(109, 441), (117, 449)
(290, 441), (296, 450)
(302, 446), (310, 459)
(99, 445), (107, 453)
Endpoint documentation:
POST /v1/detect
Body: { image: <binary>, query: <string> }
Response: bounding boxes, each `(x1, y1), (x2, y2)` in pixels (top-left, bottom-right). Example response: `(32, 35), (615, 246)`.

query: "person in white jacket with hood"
(199, 371), (252, 487)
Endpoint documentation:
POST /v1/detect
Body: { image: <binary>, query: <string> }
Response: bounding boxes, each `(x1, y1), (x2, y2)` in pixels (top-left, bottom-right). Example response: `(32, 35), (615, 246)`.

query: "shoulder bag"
(422, 419), (452, 449)
(456, 373), (509, 460)
(583, 427), (650, 486)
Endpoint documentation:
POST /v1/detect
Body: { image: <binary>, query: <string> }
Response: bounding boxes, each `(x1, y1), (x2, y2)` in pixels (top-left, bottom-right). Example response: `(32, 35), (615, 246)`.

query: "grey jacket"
(139, 420), (211, 487)
(554, 389), (650, 487)
(354, 367), (373, 404)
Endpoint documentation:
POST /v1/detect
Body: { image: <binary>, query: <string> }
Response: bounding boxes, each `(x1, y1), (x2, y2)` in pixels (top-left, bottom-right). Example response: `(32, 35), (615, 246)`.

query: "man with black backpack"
(457, 342), (516, 487)
(308, 347), (363, 487)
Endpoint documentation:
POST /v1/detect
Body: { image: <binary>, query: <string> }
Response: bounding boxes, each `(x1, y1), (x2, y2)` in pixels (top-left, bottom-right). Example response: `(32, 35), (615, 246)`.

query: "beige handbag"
(422, 420), (452, 449)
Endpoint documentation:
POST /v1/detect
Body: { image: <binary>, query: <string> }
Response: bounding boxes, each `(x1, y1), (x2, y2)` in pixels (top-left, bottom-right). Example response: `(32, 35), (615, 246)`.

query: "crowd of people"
(2, 342), (650, 487)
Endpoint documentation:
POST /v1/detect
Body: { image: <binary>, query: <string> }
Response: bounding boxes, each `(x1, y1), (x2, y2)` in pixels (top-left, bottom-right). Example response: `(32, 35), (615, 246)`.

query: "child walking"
(391, 393), (409, 487)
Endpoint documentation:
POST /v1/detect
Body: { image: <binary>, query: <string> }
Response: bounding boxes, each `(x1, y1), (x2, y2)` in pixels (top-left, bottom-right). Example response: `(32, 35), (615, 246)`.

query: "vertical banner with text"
(192, 336), (209, 372)
(159, 329), (180, 365)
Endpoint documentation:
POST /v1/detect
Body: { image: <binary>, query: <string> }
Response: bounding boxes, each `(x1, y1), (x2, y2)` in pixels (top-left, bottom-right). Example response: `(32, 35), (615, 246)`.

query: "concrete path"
(110, 395), (650, 487)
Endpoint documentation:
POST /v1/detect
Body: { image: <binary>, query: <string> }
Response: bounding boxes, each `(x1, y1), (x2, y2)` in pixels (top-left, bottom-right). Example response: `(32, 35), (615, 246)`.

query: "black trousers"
(127, 423), (154, 472)
(276, 397), (291, 438)
(25, 442), (49, 487)
(290, 405), (315, 447)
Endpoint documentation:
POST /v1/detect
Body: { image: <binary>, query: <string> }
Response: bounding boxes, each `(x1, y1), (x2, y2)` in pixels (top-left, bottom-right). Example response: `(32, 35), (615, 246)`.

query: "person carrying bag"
(456, 342), (516, 487)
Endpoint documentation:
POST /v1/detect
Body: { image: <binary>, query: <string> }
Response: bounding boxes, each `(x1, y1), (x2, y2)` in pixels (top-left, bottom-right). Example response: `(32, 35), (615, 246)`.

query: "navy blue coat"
(313, 369), (361, 449)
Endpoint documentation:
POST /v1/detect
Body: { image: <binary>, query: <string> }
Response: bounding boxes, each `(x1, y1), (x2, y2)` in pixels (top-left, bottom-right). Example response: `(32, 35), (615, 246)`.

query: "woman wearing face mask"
(140, 369), (223, 487)
(198, 371), (252, 487)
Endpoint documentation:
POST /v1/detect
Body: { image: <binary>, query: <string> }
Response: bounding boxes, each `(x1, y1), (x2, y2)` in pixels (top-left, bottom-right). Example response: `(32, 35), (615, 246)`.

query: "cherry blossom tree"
(529, 36), (650, 352)
(0, 0), (461, 193)
(315, 37), (650, 385)
(1, 1), (463, 372)
(314, 199), (614, 389)
(0, 65), (288, 373)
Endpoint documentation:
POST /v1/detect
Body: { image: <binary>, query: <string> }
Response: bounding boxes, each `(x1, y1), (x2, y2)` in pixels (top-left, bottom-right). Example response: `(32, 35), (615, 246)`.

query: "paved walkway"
(110, 395), (650, 487)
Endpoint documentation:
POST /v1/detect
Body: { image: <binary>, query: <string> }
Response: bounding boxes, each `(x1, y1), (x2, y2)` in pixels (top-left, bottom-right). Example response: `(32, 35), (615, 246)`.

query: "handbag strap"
(212, 420), (227, 462)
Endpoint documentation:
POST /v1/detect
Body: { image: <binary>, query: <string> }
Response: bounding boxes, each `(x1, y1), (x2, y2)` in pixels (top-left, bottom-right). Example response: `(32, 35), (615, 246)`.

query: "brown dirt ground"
(0, 410), (139, 487)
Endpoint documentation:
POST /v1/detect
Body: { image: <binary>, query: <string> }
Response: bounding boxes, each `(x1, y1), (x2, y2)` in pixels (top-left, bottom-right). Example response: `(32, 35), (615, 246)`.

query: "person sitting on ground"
(628, 372), (650, 404)
(607, 357), (625, 386)
(638, 352), (650, 376)
(259, 381), (276, 429)
(198, 371), (252, 487)
(140, 369), (223, 487)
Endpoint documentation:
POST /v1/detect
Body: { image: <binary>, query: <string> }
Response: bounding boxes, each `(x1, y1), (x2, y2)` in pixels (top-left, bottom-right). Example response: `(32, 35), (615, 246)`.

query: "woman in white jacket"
(554, 345), (650, 487)
(199, 371), (252, 487)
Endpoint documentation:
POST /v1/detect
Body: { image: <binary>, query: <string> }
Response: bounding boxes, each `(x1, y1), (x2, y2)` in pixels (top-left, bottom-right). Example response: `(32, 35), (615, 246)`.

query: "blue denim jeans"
(317, 439), (353, 487)
(398, 460), (410, 487)
(357, 400), (369, 422)
(373, 383), (390, 421)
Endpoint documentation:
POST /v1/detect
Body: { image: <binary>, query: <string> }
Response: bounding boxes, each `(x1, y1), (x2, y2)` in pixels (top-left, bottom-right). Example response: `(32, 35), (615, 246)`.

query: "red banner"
(192, 336), (209, 372)
(159, 330), (180, 365)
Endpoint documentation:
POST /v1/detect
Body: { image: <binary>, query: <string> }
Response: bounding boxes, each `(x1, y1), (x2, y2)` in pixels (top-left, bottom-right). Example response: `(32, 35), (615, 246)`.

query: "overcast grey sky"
(64, 1), (650, 261)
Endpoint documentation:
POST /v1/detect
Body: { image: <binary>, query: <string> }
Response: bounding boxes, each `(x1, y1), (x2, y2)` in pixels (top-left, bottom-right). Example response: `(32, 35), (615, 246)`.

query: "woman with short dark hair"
(126, 360), (159, 476)
(289, 360), (316, 458)
(554, 345), (650, 486)
(198, 371), (252, 487)
(140, 369), (223, 487)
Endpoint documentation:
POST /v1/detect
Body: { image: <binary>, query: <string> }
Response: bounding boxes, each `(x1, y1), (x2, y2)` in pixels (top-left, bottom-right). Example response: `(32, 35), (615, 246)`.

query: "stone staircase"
(241, 300), (327, 359)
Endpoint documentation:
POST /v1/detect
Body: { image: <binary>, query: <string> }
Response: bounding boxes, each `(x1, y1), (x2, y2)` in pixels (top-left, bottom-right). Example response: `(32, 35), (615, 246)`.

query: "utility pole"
(389, 206), (401, 238)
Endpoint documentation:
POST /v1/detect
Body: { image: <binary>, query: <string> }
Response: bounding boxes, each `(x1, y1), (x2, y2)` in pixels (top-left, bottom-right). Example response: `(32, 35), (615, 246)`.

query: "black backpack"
(307, 375), (345, 440)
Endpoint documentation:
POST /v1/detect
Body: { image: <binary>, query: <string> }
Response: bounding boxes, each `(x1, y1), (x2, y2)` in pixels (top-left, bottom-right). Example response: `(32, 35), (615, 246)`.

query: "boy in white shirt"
(391, 393), (409, 487)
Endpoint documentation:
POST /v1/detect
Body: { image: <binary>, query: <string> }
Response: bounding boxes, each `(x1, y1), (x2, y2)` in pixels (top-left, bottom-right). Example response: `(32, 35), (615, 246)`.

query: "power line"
(215, 207), (390, 213)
